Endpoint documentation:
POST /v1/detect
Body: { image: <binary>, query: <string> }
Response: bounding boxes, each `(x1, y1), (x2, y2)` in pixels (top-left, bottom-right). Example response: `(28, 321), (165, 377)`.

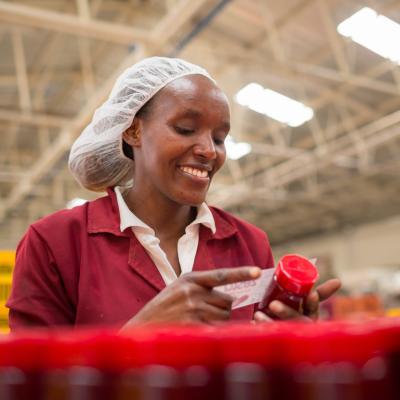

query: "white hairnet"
(68, 56), (215, 192)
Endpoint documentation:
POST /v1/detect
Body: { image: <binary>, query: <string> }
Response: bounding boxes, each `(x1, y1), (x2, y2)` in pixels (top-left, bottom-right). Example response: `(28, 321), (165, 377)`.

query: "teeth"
(180, 166), (208, 178)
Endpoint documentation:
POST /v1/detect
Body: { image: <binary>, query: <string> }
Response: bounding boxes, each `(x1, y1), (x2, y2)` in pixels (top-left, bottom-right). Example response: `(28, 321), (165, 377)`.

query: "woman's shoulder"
(30, 202), (90, 237)
(209, 205), (269, 241)
(30, 194), (111, 237)
(209, 206), (274, 268)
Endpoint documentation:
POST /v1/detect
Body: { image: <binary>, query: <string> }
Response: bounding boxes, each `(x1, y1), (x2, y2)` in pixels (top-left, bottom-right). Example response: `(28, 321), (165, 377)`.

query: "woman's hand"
(254, 278), (341, 322)
(121, 266), (261, 331)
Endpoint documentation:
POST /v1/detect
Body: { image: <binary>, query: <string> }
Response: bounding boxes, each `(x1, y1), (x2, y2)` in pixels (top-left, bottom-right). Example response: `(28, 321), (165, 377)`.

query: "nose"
(193, 132), (217, 160)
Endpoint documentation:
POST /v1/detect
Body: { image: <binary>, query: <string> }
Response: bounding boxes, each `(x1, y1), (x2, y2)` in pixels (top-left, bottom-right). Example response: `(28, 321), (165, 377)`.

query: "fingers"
(184, 267), (261, 288)
(268, 301), (312, 322)
(175, 281), (234, 320)
(303, 290), (320, 320)
(269, 300), (298, 319)
(303, 279), (341, 320)
(175, 279), (234, 311)
(315, 278), (342, 302)
(195, 302), (232, 322)
(207, 290), (234, 310)
(253, 311), (273, 323)
(131, 268), (263, 325)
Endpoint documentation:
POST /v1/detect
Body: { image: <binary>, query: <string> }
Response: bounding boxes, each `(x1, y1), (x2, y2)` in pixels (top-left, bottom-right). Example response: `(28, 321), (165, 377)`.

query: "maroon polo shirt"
(7, 190), (274, 330)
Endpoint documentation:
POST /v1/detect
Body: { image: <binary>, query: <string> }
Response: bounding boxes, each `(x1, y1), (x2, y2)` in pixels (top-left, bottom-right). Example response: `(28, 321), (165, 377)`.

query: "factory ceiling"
(1, 0), (400, 247)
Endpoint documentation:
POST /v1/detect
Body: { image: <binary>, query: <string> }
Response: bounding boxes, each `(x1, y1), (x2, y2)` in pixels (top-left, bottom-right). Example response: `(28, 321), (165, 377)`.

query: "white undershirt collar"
(114, 186), (216, 285)
(115, 186), (216, 234)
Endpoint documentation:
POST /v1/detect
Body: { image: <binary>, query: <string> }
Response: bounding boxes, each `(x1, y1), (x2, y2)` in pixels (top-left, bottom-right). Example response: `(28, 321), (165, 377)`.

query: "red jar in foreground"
(258, 254), (319, 317)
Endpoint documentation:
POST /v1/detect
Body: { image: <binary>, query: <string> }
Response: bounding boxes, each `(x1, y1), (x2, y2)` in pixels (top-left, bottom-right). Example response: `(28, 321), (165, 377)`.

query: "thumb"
(316, 278), (342, 302)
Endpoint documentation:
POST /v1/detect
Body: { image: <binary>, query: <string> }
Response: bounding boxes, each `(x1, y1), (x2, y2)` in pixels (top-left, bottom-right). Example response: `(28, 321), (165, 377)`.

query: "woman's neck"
(124, 187), (196, 240)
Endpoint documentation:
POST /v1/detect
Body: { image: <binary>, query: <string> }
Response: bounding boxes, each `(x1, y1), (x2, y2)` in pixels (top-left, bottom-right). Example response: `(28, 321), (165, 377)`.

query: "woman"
(7, 57), (340, 330)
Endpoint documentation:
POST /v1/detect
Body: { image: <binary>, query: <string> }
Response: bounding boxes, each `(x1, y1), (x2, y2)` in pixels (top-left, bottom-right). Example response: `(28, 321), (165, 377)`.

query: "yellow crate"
(0, 250), (15, 333)
(386, 307), (400, 318)
(0, 274), (12, 312)
(0, 318), (9, 333)
(0, 250), (15, 274)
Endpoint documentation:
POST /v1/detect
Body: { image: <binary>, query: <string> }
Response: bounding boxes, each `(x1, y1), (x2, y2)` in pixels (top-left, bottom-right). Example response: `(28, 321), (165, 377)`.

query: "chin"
(174, 192), (206, 207)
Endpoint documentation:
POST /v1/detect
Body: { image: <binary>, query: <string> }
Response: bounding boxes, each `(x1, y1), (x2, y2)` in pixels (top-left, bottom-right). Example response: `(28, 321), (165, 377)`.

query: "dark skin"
(120, 75), (341, 329)
(254, 278), (341, 322)
(122, 267), (263, 327)
(123, 75), (229, 276)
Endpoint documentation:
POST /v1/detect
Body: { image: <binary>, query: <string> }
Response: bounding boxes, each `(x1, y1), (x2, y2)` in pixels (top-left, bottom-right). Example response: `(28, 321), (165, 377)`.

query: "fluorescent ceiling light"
(66, 198), (87, 209)
(337, 7), (400, 64)
(235, 83), (314, 127)
(225, 135), (252, 160)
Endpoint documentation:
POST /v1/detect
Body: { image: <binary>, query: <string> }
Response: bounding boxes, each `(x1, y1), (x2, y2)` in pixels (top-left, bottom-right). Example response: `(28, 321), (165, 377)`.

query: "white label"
(214, 258), (317, 310)
(214, 269), (275, 309)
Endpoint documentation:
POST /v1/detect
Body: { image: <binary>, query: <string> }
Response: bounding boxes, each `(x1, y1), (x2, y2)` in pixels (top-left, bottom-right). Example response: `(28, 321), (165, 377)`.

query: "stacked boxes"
(0, 250), (14, 333)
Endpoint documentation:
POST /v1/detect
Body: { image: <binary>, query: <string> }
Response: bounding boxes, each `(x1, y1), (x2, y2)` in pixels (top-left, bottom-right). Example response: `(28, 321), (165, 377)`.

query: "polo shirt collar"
(87, 188), (125, 236)
(87, 187), (235, 239)
(115, 186), (216, 235)
(115, 186), (154, 233)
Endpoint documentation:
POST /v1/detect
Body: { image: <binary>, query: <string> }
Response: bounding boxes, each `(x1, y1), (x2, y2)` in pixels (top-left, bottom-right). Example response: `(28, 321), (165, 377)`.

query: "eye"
(213, 137), (225, 145)
(213, 133), (228, 145)
(175, 126), (195, 135)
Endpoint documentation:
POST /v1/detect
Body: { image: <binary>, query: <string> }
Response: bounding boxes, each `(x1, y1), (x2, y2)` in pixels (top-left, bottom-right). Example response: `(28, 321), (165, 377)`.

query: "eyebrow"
(178, 108), (202, 118)
(178, 108), (230, 130)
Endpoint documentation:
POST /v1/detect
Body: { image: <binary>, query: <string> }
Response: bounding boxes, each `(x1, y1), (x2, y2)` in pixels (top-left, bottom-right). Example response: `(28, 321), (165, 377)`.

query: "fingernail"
(254, 312), (263, 320)
(249, 267), (261, 278)
(270, 301), (283, 313)
(255, 311), (267, 320)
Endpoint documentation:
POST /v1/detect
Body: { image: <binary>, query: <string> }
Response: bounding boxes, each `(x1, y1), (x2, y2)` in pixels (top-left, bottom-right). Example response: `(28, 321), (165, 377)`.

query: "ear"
(123, 119), (141, 147)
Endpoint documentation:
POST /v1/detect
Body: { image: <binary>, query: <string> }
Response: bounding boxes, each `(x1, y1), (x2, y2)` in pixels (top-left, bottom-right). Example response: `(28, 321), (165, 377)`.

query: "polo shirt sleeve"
(7, 226), (75, 330)
(262, 231), (275, 270)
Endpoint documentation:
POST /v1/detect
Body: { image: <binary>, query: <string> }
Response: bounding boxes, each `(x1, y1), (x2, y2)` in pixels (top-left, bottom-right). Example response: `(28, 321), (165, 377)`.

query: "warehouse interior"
(1, 0), (400, 322)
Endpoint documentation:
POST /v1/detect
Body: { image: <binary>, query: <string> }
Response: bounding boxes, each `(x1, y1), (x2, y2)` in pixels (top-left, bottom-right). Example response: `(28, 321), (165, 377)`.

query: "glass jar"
(258, 254), (319, 317)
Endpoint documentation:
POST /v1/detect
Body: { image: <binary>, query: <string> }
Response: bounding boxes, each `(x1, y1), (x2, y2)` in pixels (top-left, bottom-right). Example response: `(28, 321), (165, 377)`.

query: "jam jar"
(258, 254), (319, 317)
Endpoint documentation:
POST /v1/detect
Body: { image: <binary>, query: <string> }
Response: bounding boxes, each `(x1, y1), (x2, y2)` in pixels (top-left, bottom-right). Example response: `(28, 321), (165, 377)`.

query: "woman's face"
(131, 74), (230, 206)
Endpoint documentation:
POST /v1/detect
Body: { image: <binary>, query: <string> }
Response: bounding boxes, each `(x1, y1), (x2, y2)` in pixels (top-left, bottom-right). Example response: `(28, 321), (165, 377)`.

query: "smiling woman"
(6, 57), (340, 330)
(123, 75), (229, 210)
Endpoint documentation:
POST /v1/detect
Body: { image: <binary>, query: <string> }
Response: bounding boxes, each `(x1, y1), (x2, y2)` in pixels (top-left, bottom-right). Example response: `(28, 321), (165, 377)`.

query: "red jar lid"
(275, 254), (319, 296)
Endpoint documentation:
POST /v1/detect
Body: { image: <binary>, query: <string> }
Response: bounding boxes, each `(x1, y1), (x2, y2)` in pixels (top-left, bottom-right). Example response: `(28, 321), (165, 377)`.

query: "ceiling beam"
(249, 142), (303, 158)
(0, 108), (69, 128)
(76, 0), (95, 95)
(0, 46), (147, 222)
(293, 62), (400, 96)
(0, 1), (153, 45)
(11, 28), (31, 112)
(211, 109), (400, 208)
(316, 0), (349, 75)
(0, 0), (216, 223)
(149, 0), (210, 49)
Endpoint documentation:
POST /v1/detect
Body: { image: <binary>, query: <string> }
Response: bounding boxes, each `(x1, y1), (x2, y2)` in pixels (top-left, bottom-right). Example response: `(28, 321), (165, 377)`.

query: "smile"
(179, 166), (209, 179)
